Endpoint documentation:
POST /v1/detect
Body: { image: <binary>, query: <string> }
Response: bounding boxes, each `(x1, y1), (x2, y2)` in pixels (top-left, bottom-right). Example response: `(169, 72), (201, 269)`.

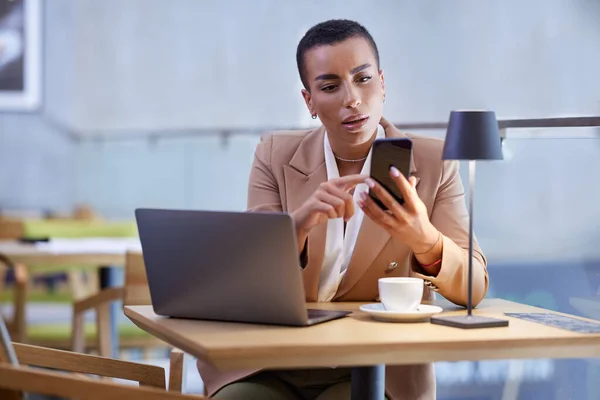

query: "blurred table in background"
(0, 238), (141, 358)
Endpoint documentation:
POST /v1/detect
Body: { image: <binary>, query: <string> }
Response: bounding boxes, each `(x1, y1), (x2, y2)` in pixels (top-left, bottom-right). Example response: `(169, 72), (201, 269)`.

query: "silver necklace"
(334, 154), (368, 163)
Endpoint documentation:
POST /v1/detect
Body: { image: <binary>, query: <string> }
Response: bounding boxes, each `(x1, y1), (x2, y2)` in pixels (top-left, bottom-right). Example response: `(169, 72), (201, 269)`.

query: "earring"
(383, 95), (386, 104)
(311, 114), (317, 119)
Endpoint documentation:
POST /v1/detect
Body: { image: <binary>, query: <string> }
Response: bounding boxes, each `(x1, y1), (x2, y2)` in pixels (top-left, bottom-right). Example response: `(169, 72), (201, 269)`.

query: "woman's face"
(301, 36), (385, 146)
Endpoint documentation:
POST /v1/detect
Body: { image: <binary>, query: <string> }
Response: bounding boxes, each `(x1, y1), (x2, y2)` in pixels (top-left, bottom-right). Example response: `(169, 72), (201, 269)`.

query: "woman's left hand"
(357, 166), (440, 256)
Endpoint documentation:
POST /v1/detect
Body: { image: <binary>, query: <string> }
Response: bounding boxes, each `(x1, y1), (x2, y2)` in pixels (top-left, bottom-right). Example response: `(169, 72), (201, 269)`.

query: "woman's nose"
(343, 87), (361, 109)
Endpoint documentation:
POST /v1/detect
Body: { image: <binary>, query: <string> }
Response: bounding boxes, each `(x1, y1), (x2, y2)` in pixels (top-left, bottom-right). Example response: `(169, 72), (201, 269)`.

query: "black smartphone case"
(368, 138), (413, 210)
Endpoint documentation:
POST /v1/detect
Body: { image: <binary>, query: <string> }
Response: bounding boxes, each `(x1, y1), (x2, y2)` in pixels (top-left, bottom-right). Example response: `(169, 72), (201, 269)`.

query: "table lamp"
(430, 110), (509, 329)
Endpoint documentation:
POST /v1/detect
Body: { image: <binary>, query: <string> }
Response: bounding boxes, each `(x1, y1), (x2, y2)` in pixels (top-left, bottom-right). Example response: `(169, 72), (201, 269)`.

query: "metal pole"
(99, 266), (120, 358)
(351, 365), (385, 400)
(467, 160), (476, 316)
(0, 317), (27, 399)
(0, 317), (18, 366)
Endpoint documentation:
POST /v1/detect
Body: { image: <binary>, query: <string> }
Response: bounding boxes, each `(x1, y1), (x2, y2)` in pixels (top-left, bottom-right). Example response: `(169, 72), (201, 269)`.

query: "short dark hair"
(296, 19), (380, 90)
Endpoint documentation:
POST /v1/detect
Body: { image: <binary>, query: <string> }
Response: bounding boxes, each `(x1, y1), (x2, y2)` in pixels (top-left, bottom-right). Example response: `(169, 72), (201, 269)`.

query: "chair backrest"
(0, 317), (207, 399)
(0, 219), (24, 240)
(123, 251), (152, 306)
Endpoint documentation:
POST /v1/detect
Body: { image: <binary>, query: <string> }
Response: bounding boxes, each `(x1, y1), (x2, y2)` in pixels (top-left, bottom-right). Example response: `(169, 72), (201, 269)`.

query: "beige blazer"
(197, 118), (489, 399)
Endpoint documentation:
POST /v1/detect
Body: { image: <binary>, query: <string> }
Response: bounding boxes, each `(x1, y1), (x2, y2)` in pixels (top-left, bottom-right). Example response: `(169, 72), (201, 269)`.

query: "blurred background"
(1, 0), (600, 399)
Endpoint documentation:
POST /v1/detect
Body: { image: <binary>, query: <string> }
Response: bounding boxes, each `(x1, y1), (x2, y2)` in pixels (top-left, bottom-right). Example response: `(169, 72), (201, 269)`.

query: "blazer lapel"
(334, 121), (420, 300)
(283, 126), (328, 301)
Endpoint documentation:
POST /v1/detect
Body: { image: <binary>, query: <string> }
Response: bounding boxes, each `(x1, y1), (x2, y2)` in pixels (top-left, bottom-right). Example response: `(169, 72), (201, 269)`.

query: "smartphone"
(369, 138), (413, 210)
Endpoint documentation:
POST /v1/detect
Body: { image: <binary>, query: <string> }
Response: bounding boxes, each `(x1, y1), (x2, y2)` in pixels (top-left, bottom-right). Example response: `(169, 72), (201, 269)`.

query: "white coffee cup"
(378, 277), (424, 312)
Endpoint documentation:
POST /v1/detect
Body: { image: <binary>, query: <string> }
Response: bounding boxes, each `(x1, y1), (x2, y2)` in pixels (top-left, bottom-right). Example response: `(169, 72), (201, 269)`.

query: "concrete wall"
(2, 0), (600, 261)
(0, 1), (75, 214)
(46, 0), (600, 132)
(0, 113), (73, 213)
(65, 0), (600, 263)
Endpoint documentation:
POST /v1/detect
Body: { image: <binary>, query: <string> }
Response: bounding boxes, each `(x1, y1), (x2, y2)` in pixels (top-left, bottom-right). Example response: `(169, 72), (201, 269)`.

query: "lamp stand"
(430, 160), (509, 329)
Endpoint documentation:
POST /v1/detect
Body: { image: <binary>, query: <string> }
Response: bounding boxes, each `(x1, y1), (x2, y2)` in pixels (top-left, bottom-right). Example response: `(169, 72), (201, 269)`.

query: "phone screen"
(369, 138), (413, 210)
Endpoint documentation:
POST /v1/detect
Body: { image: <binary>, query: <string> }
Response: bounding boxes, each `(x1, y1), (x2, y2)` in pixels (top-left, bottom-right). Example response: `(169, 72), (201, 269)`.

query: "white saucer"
(360, 303), (443, 322)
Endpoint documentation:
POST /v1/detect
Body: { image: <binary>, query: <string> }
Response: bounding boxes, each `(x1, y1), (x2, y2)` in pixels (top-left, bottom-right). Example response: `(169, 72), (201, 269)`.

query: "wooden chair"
(0, 215), (146, 353)
(0, 218), (25, 240)
(0, 316), (207, 400)
(0, 218), (28, 343)
(0, 253), (28, 343)
(71, 251), (190, 392)
(0, 216), (98, 348)
(122, 251), (191, 392)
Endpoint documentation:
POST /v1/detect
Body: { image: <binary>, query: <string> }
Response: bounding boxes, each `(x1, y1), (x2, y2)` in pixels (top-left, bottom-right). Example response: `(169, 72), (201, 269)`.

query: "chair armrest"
(71, 286), (125, 356)
(13, 342), (165, 388)
(12, 263), (29, 285)
(73, 287), (125, 314)
(0, 253), (28, 286)
(0, 252), (15, 269)
(0, 364), (207, 400)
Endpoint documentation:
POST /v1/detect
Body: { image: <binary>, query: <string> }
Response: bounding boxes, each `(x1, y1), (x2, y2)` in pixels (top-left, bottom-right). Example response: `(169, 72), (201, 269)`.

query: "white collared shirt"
(317, 125), (385, 302)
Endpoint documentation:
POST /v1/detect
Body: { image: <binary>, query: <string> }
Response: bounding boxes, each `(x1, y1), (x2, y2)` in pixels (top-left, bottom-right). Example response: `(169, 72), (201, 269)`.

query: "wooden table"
(125, 298), (600, 399)
(0, 239), (142, 357)
(0, 239), (140, 267)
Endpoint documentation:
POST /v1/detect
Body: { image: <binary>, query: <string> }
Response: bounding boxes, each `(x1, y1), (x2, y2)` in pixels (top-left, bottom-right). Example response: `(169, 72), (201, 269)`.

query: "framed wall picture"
(0, 0), (41, 111)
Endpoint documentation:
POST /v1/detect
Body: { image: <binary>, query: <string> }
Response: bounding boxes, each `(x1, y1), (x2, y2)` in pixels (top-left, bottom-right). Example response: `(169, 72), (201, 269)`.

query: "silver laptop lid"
(135, 208), (309, 326)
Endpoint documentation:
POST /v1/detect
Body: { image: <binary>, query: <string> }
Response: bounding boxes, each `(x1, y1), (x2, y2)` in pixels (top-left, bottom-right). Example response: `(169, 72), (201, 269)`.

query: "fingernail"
(390, 166), (400, 177)
(365, 178), (375, 188)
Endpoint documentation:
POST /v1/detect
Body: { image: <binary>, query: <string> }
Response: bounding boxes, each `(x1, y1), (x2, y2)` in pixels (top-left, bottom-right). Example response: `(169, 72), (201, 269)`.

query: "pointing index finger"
(333, 174), (371, 191)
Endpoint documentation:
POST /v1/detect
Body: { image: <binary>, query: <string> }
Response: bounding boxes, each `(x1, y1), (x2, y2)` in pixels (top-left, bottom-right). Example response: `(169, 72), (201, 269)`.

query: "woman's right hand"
(291, 174), (368, 253)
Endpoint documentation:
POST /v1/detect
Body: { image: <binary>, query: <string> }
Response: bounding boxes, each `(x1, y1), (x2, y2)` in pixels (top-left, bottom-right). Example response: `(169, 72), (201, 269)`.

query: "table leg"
(351, 365), (385, 400)
(98, 266), (120, 358)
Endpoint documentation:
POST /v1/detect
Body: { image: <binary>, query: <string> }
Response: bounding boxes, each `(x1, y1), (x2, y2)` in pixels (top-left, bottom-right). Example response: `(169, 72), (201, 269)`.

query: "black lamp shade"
(442, 110), (503, 160)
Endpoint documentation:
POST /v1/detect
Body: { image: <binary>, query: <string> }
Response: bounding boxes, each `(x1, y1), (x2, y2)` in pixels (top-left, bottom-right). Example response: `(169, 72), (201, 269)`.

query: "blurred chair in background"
(0, 205), (137, 351)
(71, 251), (192, 392)
(0, 315), (207, 399)
(0, 254), (28, 343)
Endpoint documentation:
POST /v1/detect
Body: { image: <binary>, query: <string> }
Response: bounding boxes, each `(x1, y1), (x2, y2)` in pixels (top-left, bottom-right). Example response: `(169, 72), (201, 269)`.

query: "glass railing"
(403, 116), (600, 400)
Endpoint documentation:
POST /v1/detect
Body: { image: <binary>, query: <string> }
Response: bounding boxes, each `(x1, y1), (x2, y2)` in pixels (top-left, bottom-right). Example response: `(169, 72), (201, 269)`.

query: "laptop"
(134, 208), (351, 326)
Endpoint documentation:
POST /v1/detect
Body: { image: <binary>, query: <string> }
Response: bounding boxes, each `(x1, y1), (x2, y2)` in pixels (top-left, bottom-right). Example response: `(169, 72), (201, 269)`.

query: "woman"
(203, 19), (488, 400)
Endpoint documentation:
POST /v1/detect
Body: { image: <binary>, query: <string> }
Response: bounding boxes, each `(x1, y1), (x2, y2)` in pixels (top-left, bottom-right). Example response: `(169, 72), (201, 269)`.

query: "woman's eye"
(321, 85), (337, 92)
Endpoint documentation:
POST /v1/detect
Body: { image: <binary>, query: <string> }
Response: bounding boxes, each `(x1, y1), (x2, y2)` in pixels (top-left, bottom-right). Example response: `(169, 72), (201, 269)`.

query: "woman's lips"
(342, 116), (369, 131)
